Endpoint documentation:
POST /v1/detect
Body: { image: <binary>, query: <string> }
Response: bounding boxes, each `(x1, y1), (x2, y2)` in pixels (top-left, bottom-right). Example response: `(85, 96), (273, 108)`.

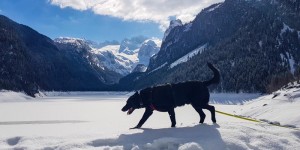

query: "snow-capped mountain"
(87, 40), (119, 49)
(0, 13), (160, 96)
(91, 44), (138, 75)
(93, 37), (161, 75)
(138, 39), (161, 66)
(120, 0), (300, 93)
(54, 37), (92, 54)
(119, 36), (148, 55)
(54, 37), (162, 76)
(0, 15), (120, 96)
(54, 37), (122, 84)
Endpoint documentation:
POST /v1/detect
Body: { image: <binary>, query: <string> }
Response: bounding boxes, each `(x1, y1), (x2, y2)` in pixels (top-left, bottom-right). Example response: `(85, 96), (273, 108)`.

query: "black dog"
(121, 63), (220, 129)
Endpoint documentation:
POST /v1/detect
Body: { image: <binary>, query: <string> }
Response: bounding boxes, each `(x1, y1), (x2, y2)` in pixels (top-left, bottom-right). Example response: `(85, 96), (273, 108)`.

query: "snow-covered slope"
(91, 45), (139, 75)
(170, 44), (207, 68)
(54, 37), (86, 48)
(0, 92), (299, 149)
(0, 90), (33, 102)
(224, 81), (300, 128)
(119, 36), (147, 55)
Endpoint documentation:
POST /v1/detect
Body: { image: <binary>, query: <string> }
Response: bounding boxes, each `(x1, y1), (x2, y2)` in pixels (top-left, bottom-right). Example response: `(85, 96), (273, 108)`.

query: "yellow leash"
(216, 110), (299, 130)
(216, 110), (260, 123)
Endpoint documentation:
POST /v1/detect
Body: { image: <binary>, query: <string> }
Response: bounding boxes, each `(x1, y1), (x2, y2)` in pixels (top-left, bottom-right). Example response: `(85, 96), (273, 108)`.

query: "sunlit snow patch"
(170, 44), (208, 68)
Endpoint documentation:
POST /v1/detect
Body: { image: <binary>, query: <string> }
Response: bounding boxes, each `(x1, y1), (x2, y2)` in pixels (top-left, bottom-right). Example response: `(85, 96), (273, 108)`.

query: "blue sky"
(0, 0), (222, 42)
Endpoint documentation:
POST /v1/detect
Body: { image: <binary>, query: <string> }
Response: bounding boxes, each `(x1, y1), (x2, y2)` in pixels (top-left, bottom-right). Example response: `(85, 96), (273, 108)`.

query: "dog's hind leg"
(168, 109), (176, 127)
(192, 105), (206, 123)
(132, 108), (153, 129)
(203, 104), (216, 123)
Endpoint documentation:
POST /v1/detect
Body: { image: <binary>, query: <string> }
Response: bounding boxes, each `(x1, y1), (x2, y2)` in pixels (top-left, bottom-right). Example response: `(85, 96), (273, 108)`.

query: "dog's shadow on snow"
(89, 123), (227, 149)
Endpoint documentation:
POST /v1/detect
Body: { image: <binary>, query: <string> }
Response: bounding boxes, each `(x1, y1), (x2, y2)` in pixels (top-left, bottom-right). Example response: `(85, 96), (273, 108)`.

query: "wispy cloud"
(49, 0), (223, 30)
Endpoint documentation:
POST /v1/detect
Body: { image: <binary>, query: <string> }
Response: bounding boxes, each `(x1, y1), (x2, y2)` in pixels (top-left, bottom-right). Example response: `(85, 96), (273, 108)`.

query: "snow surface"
(0, 90), (32, 102)
(147, 62), (168, 74)
(0, 91), (299, 149)
(288, 54), (296, 75)
(183, 23), (193, 32)
(258, 40), (263, 48)
(280, 23), (294, 37)
(55, 37), (85, 46)
(207, 3), (222, 12)
(279, 52), (296, 74)
(93, 45), (121, 54)
(233, 81), (300, 128)
(170, 44), (208, 69)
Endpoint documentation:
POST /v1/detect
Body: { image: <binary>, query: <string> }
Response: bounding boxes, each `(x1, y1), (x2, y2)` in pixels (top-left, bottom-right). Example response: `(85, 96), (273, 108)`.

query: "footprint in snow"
(7, 137), (21, 146)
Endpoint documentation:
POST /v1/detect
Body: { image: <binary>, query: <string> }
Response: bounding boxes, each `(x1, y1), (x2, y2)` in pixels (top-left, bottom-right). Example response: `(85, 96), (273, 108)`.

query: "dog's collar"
(150, 103), (157, 110)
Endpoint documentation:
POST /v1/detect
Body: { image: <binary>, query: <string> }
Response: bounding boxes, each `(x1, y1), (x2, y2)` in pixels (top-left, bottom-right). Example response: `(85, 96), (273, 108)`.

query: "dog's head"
(121, 92), (142, 115)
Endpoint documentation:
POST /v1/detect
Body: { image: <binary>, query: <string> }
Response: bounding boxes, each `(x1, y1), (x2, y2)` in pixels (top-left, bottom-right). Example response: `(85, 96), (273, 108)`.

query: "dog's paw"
(199, 119), (205, 124)
(212, 118), (217, 123)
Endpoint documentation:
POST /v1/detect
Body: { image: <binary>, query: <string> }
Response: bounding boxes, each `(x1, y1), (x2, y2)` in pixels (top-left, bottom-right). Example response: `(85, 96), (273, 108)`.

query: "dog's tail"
(203, 62), (220, 86)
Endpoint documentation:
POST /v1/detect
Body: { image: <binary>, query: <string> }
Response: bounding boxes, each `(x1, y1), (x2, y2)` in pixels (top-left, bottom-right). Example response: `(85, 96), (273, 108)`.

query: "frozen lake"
(0, 92), (298, 149)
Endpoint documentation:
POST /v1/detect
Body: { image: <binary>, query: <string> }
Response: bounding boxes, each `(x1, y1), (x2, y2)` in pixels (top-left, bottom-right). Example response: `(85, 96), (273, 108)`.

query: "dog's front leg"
(131, 108), (153, 129)
(168, 109), (176, 127)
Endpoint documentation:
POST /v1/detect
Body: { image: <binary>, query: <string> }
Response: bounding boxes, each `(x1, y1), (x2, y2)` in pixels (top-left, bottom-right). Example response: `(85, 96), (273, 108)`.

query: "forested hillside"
(0, 15), (110, 96)
(119, 0), (300, 93)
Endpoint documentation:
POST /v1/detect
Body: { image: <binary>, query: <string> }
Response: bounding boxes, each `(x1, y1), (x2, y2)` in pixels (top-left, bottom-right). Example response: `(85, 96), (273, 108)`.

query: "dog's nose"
(121, 107), (126, 112)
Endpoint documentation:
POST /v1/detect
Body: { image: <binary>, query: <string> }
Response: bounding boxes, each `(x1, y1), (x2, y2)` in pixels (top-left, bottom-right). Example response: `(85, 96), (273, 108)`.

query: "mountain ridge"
(54, 36), (161, 76)
(119, 0), (300, 93)
(0, 15), (116, 95)
(0, 14), (162, 96)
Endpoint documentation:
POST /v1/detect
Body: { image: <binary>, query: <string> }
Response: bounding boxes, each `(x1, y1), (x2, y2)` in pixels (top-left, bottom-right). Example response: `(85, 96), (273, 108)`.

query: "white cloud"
(49, 0), (224, 30)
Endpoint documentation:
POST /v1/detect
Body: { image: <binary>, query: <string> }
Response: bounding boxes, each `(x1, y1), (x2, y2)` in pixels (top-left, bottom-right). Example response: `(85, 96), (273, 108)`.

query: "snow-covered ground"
(0, 90), (33, 102)
(0, 90), (299, 149)
(233, 82), (300, 128)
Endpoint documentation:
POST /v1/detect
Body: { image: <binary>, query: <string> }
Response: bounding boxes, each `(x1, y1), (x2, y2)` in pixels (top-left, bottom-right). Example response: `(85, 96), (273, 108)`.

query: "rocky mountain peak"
(162, 19), (183, 42)
(119, 36), (148, 54)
